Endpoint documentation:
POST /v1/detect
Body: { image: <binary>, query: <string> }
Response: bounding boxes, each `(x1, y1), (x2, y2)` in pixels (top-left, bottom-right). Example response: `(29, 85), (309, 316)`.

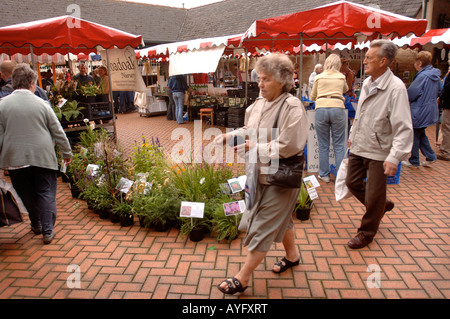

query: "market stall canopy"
(137, 33), (244, 59)
(0, 15), (143, 56)
(391, 28), (450, 49)
(240, 0), (427, 52)
(136, 34), (244, 76)
(0, 52), (67, 64)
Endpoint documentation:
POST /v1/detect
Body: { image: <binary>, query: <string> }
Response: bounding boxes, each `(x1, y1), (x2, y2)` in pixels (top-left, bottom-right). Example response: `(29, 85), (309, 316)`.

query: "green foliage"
(80, 83), (102, 97)
(168, 160), (234, 202)
(130, 136), (165, 180)
(112, 197), (133, 217)
(295, 181), (313, 210)
(60, 100), (85, 122)
(131, 183), (181, 228)
(211, 196), (242, 242)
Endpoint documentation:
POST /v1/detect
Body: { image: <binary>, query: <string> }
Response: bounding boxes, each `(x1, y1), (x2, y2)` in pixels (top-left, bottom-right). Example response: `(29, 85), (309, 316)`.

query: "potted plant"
(132, 182), (181, 231)
(295, 181), (313, 221)
(53, 100), (86, 127)
(78, 82), (101, 103)
(112, 198), (134, 227)
(92, 184), (114, 219)
(212, 196), (242, 242)
(179, 217), (211, 242)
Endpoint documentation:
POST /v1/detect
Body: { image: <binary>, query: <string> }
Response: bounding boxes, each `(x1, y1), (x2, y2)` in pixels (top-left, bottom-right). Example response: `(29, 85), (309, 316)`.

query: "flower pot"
(61, 173), (70, 183)
(97, 208), (110, 219)
(87, 200), (95, 210)
(138, 215), (149, 228)
(154, 220), (170, 232)
(189, 226), (205, 242)
(69, 183), (81, 199)
(109, 209), (120, 223)
(119, 214), (134, 227)
(296, 204), (313, 221)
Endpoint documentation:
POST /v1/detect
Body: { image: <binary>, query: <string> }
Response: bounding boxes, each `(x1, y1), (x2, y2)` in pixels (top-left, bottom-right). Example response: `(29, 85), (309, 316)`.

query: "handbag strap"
(272, 96), (289, 130)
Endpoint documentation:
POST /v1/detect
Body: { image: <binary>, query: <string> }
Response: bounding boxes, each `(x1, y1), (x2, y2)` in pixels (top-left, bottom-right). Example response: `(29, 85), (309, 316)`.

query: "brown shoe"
(437, 153), (450, 161)
(348, 232), (373, 249)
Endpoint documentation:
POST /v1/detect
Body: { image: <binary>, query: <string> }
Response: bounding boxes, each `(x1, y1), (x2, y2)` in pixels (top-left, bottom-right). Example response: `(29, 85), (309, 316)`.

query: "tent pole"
(297, 34), (303, 98)
(29, 45), (37, 71)
(105, 49), (117, 143)
(245, 48), (248, 104)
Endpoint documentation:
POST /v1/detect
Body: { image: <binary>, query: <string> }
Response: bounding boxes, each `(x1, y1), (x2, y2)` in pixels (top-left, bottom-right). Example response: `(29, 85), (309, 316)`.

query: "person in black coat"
(437, 61), (450, 161)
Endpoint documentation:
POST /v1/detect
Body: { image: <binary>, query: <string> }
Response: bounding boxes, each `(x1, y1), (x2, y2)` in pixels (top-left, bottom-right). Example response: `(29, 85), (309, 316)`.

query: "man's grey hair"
(12, 63), (38, 90)
(370, 39), (398, 65)
(255, 53), (294, 93)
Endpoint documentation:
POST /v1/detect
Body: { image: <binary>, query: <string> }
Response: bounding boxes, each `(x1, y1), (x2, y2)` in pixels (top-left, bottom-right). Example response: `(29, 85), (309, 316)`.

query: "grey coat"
(0, 90), (72, 170)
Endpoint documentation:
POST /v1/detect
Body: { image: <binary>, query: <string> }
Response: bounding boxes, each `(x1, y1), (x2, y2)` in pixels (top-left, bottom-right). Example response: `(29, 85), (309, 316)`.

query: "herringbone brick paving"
(0, 112), (449, 299)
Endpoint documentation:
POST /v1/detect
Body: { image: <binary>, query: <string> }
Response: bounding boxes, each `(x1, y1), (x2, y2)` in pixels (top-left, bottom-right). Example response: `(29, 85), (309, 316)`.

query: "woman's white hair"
(255, 53), (294, 93)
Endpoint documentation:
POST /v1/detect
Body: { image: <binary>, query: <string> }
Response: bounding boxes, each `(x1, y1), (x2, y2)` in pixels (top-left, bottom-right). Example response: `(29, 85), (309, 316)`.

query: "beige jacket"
(231, 92), (309, 184)
(310, 70), (348, 108)
(349, 69), (413, 165)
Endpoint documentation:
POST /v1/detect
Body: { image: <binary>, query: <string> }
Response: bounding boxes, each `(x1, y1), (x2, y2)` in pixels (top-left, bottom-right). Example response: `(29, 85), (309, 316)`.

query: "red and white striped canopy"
(391, 28), (450, 49)
(137, 33), (244, 59)
(0, 15), (143, 56)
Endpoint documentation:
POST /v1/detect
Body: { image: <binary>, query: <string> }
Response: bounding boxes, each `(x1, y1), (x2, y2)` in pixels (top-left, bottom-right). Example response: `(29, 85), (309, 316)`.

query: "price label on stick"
(180, 202), (205, 218)
(303, 175), (320, 200)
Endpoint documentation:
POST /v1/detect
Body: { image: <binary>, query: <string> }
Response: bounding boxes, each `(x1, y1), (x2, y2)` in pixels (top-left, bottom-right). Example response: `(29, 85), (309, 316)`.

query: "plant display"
(80, 82), (102, 97)
(69, 130), (248, 242)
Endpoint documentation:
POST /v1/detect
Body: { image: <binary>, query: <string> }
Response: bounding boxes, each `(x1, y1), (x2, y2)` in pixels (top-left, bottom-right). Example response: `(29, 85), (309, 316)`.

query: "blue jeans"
(9, 167), (57, 236)
(409, 127), (436, 165)
(172, 91), (185, 124)
(315, 108), (347, 177)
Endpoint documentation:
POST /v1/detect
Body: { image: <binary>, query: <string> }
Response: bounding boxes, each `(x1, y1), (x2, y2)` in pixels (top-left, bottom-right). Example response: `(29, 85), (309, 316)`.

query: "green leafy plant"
(112, 197), (133, 217)
(295, 181), (313, 210)
(212, 196), (242, 242)
(131, 182), (181, 229)
(130, 136), (165, 178)
(61, 100), (86, 122)
(80, 83), (102, 97)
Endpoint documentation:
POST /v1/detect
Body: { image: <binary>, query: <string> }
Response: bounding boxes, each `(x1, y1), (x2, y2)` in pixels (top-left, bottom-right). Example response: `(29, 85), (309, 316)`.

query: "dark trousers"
(345, 153), (390, 239)
(166, 88), (176, 121)
(9, 167), (57, 235)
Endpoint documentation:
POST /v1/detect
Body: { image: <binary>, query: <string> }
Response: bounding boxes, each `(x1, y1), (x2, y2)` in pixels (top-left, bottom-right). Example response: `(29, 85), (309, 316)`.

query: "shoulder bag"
(266, 98), (304, 188)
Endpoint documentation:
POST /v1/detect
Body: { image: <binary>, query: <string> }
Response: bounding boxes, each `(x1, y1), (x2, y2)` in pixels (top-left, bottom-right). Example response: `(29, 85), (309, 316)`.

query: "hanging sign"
(101, 46), (146, 92)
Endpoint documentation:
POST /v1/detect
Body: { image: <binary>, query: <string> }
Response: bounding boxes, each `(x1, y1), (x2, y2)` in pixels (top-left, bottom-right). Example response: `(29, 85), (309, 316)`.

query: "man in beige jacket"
(346, 40), (413, 249)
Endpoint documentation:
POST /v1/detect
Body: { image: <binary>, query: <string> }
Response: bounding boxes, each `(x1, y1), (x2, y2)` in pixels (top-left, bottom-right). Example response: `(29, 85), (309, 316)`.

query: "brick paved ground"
(0, 112), (449, 300)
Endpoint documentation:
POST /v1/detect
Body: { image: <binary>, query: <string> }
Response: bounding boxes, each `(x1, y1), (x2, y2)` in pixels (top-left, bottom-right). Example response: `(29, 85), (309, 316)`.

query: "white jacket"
(349, 69), (413, 165)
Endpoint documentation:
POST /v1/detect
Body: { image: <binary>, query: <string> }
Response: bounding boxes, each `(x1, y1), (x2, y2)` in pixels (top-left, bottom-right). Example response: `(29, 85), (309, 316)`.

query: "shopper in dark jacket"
(168, 74), (188, 124)
(402, 51), (441, 168)
(437, 60), (450, 161)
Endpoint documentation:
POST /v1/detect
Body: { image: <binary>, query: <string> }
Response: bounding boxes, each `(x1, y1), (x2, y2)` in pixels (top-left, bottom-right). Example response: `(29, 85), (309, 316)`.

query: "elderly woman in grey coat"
(215, 53), (309, 295)
(0, 63), (72, 244)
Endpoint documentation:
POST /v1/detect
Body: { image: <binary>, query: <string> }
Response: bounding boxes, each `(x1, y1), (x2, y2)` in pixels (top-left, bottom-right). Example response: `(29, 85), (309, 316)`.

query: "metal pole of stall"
(297, 34), (303, 99)
(105, 49), (117, 143)
(29, 44), (37, 71)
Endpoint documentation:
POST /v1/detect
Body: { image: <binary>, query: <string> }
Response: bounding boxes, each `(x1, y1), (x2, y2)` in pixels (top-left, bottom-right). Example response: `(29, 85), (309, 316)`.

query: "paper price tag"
(180, 201), (205, 218)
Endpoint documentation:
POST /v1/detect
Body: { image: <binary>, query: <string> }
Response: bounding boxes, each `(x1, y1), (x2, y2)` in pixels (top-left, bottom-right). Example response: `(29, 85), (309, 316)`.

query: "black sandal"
(272, 257), (300, 274)
(217, 277), (248, 295)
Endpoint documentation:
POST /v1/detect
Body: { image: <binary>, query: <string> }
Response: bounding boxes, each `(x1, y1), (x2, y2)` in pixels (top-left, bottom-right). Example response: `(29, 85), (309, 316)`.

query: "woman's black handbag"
(266, 97), (304, 189)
